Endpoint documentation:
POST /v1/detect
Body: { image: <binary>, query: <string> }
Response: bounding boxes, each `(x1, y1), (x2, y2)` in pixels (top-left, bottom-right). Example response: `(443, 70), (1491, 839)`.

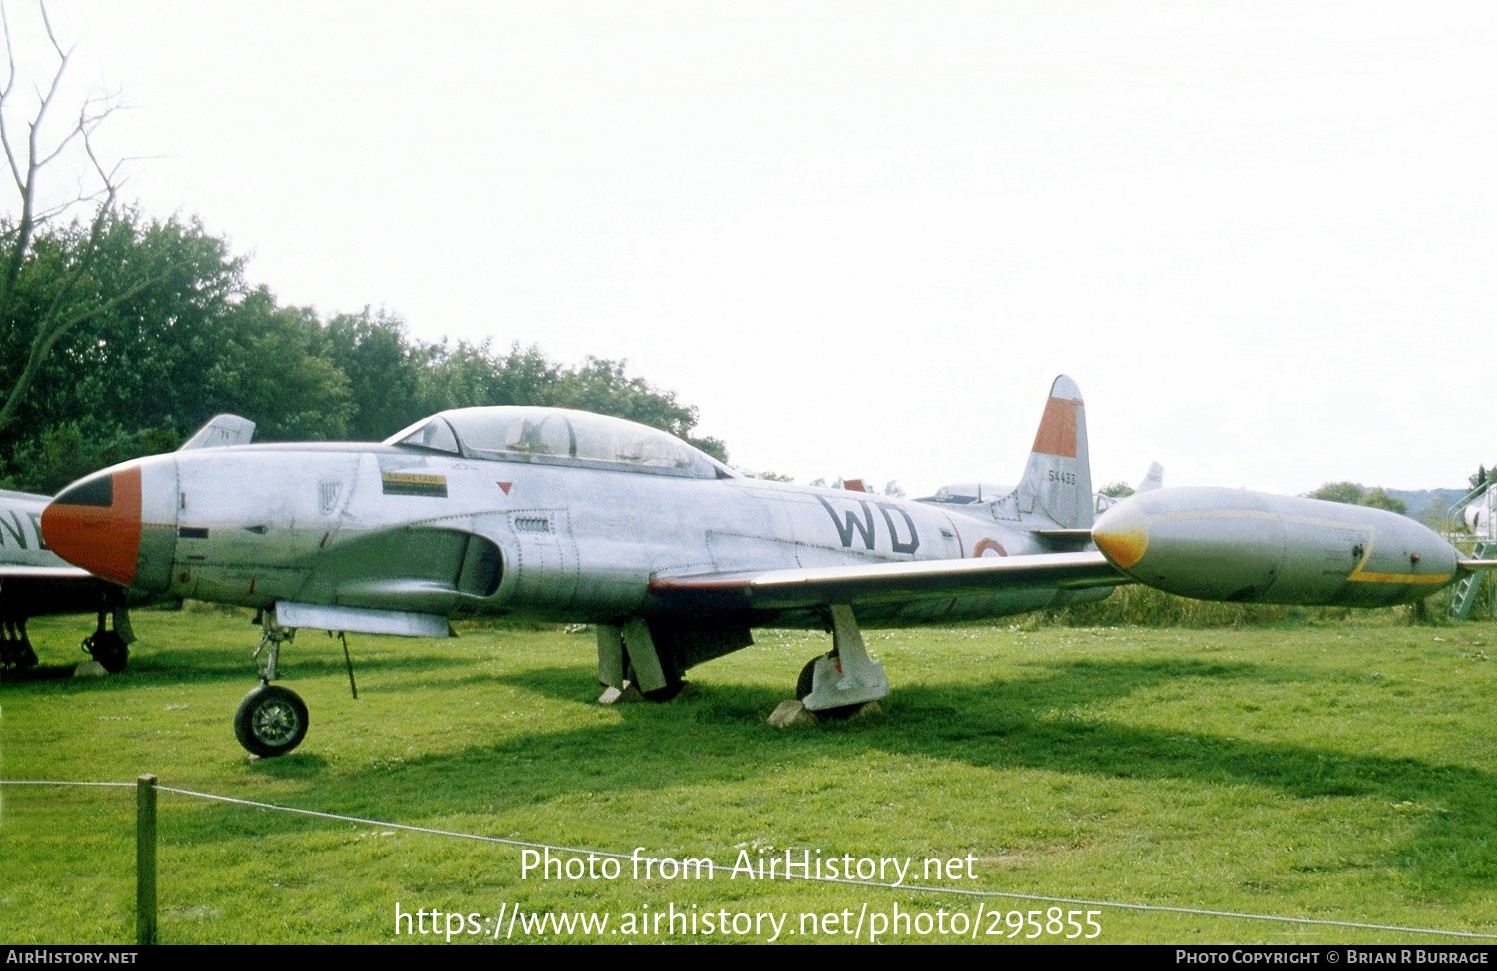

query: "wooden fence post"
(136, 774), (157, 945)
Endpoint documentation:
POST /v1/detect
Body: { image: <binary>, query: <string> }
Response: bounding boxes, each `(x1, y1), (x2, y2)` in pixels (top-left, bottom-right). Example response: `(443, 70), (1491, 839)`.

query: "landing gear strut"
(595, 618), (686, 702)
(235, 612), (309, 757)
(794, 604), (889, 721)
(82, 605), (134, 673)
(2, 618), (38, 670)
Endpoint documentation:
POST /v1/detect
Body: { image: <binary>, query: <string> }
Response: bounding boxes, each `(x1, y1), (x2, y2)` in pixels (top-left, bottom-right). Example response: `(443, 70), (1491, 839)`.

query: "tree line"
(1303, 482), (1406, 514)
(0, 210), (725, 493)
(0, 9), (724, 494)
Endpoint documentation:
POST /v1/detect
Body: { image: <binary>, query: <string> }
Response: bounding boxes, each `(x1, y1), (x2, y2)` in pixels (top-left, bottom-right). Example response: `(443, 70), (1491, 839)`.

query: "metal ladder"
(1449, 539), (1497, 620)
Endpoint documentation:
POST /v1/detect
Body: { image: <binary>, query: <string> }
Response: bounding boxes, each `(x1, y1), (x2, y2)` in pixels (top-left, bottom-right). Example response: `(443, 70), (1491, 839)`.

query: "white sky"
(12, 1), (1496, 497)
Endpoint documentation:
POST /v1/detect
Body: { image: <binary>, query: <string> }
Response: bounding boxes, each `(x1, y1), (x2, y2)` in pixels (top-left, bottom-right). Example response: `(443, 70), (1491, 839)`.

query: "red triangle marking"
(497, 481), (513, 495)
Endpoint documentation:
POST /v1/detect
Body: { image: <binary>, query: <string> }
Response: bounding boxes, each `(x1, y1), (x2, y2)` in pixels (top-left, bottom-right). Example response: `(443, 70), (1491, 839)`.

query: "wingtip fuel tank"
(1093, 487), (1460, 608)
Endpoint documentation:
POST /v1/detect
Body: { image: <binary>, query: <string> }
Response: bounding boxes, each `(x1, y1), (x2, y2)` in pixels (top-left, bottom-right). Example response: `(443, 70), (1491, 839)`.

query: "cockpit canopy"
(386, 407), (731, 480)
(919, 482), (1010, 505)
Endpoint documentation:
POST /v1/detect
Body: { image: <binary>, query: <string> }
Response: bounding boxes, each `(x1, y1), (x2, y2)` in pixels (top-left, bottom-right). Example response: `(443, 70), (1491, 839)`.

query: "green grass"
(2, 608), (1494, 944)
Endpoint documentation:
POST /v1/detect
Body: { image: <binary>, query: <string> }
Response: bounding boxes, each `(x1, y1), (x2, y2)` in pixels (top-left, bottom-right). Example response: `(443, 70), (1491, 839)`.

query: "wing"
(0, 564), (107, 617)
(649, 550), (1125, 613)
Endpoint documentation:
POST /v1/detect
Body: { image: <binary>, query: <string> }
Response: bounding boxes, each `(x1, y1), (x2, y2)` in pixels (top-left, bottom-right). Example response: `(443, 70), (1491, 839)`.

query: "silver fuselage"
(117, 442), (1092, 628)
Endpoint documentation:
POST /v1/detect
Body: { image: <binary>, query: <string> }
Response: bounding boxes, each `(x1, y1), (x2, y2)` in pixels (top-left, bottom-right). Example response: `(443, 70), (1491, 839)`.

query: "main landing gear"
(792, 604), (889, 721)
(595, 617), (686, 702)
(2, 618), (38, 670)
(82, 606), (135, 673)
(233, 616), (309, 758)
(594, 605), (890, 722)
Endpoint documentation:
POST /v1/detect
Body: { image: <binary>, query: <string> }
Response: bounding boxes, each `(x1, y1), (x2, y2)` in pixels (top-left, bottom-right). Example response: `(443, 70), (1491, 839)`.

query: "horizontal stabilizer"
(1031, 527), (1096, 552)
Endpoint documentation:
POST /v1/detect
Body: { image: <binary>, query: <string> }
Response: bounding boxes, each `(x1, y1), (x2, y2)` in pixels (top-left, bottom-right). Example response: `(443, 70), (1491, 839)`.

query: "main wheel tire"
(640, 680), (686, 702)
(234, 684), (309, 757)
(85, 631), (128, 673)
(625, 655), (686, 702)
(794, 655), (864, 721)
(795, 658), (818, 701)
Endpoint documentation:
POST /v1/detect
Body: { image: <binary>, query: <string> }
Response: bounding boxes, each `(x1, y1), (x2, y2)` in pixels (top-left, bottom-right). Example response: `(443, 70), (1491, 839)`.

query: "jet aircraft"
(39, 378), (1492, 757)
(1463, 484), (1495, 540)
(0, 487), (126, 671)
(1, 415), (257, 673)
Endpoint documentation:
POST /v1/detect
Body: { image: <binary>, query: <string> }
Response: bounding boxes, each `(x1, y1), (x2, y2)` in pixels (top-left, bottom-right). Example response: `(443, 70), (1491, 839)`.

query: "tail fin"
(179, 414), (257, 451)
(1015, 375), (1093, 529)
(1136, 461), (1164, 493)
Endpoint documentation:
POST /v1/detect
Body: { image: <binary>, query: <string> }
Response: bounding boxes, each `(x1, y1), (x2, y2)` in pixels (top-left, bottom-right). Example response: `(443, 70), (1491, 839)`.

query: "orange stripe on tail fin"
(1030, 393), (1080, 458)
(1015, 376), (1093, 530)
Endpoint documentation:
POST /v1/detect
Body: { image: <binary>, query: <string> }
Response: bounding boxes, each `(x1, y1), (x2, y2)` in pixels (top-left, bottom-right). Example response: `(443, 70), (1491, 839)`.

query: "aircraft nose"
(42, 467), (145, 587)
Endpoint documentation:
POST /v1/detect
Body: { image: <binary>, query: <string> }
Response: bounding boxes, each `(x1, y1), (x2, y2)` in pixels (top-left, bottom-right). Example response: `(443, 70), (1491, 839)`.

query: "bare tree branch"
(0, 0), (138, 440)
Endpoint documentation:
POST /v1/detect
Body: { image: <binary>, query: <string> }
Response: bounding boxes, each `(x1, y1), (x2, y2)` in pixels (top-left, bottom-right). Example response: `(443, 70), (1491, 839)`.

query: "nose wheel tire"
(234, 684), (309, 757)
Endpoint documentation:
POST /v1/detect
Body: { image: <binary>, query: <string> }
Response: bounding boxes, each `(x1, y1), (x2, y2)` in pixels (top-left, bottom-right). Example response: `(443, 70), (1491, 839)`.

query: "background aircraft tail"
(1014, 375), (1093, 529)
(1137, 461), (1164, 493)
(179, 414), (256, 451)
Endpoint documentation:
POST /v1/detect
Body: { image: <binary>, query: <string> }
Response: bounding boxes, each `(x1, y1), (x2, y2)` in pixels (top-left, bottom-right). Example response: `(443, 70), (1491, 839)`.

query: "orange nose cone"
(41, 467), (143, 587)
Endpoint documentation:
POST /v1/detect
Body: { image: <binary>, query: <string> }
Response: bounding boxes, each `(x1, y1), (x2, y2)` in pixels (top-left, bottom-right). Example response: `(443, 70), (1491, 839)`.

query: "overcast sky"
(12, 1), (1496, 497)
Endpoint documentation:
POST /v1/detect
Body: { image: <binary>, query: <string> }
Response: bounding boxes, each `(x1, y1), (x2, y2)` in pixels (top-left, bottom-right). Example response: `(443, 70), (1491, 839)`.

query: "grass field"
(2, 607), (1494, 944)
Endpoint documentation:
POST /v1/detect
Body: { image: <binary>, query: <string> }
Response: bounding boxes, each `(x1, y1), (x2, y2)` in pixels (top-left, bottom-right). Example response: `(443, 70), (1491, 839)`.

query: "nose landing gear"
(233, 613), (309, 758)
(234, 683), (309, 758)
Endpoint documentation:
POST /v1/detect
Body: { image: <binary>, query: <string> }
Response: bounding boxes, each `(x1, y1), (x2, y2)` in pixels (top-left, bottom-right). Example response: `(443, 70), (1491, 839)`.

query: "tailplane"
(1014, 375), (1093, 529)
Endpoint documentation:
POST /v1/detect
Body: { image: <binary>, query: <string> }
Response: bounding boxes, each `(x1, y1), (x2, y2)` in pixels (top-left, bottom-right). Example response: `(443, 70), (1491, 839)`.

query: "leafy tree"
(1303, 482), (1407, 515)
(1357, 487), (1406, 514)
(2, 420), (179, 495)
(18, 214), (243, 428)
(415, 340), (561, 416)
(1305, 482), (1366, 504)
(0, 213), (251, 487)
(1099, 481), (1135, 498)
(323, 308), (430, 439)
(201, 288), (353, 441)
(414, 345), (727, 459)
(552, 356), (727, 460)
